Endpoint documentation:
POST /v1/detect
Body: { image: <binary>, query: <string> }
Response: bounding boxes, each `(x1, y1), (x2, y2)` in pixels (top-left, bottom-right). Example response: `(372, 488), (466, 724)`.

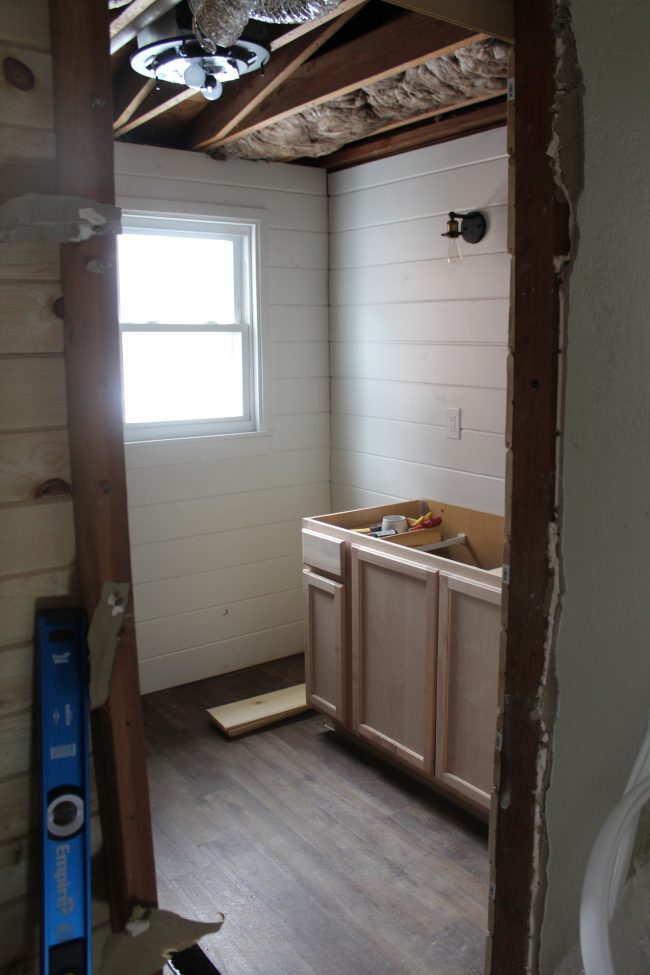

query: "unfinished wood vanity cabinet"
(303, 568), (347, 723)
(435, 571), (502, 808)
(302, 499), (504, 815)
(351, 545), (438, 774)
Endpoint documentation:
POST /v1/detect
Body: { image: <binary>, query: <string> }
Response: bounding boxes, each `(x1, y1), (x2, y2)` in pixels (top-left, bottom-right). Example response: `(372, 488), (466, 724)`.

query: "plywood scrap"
(0, 193), (121, 244)
(96, 906), (224, 975)
(207, 683), (309, 737)
(88, 581), (130, 710)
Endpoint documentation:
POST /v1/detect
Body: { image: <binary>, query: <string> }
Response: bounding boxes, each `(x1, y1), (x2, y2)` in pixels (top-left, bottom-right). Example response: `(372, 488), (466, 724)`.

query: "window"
(117, 210), (261, 442)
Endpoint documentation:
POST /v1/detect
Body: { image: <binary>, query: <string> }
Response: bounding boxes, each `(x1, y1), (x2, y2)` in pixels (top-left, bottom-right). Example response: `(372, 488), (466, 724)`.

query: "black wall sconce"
(441, 211), (487, 263)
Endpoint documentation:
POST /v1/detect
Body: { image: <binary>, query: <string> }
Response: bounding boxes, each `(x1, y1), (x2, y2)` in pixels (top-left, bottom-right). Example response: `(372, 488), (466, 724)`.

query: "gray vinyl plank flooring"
(142, 655), (489, 975)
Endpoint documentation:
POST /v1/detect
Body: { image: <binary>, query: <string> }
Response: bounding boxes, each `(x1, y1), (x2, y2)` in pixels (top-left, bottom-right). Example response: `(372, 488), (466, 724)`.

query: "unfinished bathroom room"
(4, 0), (648, 973)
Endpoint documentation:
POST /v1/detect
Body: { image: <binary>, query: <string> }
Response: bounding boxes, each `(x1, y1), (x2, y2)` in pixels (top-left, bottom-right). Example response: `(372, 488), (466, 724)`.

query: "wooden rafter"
(270, 0), (368, 50)
(320, 97), (506, 170)
(113, 58), (156, 129)
(114, 82), (197, 137)
(367, 87), (506, 139)
(385, 0), (514, 43)
(184, 6), (364, 150)
(187, 14), (480, 151)
(110, 0), (179, 54)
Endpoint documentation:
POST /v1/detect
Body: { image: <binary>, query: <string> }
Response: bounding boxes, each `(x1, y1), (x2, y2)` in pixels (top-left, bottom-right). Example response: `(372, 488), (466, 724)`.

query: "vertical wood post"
(49, 0), (157, 927)
(490, 0), (566, 970)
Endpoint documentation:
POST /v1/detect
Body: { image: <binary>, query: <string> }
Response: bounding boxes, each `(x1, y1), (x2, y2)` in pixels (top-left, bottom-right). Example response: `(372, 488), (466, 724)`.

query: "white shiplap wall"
(329, 127), (509, 516)
(114, 144), (330, 693)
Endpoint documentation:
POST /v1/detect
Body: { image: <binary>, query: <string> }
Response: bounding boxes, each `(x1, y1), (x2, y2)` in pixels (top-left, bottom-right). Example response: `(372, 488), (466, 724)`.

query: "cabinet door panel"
(351, 545), (437, 774)
(303, 569), (347, 723)
(435, 572), (501, 810)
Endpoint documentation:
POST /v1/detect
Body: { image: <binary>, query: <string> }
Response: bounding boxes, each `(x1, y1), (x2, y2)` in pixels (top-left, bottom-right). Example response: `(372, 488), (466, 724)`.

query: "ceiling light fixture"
(441, 211), (487, 264)
(130, 10), (269, 102)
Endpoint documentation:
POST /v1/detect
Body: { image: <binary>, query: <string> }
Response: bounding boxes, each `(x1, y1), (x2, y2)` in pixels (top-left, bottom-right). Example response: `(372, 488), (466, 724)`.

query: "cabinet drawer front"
(302, 529), (346, 578)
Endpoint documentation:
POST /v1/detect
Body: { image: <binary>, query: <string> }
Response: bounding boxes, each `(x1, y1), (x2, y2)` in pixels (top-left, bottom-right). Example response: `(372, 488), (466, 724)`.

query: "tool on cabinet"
(37, 609), (91, 975)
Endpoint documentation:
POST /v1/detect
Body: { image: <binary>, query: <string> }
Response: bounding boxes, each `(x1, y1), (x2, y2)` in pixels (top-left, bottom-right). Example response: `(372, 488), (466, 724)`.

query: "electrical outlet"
(445, 407), (461, 440)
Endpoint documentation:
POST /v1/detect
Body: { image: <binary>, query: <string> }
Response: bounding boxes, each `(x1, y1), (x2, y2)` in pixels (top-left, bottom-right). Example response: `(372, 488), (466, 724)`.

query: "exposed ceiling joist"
(185, 5), (365, 149)
(320, 97), (506, 169)
(270, 0), (368, 51)
(110, 0), (179, 54)
(113, 60), (156, 129)
(385, 0), (513, 43)
(367, 86), (506, 139)
(187, 14), (480, 151)
(114, 83), (197, 138)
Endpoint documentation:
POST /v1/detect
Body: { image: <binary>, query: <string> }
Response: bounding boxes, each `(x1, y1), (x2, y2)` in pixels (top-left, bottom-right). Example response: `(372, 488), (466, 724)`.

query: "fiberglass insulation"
(215, 38), (510, 162)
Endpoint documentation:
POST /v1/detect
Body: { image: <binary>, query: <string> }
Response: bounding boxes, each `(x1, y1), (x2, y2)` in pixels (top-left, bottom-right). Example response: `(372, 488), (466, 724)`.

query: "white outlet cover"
(445, 407), (461, 439)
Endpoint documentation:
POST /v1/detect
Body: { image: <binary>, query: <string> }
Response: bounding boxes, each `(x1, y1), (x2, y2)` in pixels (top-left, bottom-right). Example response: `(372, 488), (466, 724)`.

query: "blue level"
(37, 609), (91, 975)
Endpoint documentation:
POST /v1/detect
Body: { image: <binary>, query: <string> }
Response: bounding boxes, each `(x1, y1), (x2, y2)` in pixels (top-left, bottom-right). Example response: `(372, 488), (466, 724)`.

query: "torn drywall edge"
(0, 193), (121, 244)
(95, 906), (225, 975)
(88, 582), (130, 710)
(528, 1), (585, 970)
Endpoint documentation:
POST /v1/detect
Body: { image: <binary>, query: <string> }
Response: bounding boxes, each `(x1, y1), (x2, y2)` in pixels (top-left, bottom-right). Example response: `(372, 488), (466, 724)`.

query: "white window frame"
(117, 200), (268, 444)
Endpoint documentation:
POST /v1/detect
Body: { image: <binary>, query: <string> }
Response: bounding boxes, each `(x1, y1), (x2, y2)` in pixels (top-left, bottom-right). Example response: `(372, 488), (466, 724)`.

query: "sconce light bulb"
(447, 236), (463, 264)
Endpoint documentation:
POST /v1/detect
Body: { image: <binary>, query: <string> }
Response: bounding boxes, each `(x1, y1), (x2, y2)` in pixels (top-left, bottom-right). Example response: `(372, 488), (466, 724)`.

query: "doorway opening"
(52, 1), (566, 972)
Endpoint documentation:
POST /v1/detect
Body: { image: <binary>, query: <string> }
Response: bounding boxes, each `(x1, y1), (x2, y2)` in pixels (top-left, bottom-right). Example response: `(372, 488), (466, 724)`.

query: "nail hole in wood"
(52, 296), (65, 319)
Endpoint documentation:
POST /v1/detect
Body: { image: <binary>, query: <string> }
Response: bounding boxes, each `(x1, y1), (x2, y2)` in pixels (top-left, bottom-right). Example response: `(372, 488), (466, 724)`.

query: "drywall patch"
(88, 582), (130, 710)
(96, 906), (225, 975)
(0, 193), (121, 244)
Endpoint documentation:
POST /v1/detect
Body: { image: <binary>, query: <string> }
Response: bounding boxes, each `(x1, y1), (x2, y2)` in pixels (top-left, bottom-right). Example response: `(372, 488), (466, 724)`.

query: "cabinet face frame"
(303, 568), (347, 723)
(435, 572), (502, 810)
(351, 544), (438, 774)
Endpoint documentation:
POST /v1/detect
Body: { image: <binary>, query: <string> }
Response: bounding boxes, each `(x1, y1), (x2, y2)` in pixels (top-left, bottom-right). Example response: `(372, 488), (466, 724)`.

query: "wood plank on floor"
(142, 654), (488, 975)
(206, 684), (309, 737)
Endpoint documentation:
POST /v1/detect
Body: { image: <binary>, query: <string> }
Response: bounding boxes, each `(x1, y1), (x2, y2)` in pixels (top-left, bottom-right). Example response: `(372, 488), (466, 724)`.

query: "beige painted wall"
(541, 0), (650, 969)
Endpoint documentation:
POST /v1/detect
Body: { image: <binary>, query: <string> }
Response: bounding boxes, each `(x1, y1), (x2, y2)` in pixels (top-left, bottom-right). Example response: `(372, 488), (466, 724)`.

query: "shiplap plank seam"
(333, 446), (505, 478)
(328, 127), (507, 195)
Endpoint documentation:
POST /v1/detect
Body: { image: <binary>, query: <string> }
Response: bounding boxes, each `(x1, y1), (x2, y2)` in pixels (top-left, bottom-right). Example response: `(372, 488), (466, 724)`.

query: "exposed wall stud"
(49, 0), (158, 929)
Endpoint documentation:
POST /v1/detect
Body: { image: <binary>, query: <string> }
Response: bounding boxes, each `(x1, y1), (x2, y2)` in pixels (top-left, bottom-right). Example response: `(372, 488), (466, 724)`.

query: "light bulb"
(184, 63), (206, 89)
(447, 236), (463, 264)
(201, 76), (223, 101)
